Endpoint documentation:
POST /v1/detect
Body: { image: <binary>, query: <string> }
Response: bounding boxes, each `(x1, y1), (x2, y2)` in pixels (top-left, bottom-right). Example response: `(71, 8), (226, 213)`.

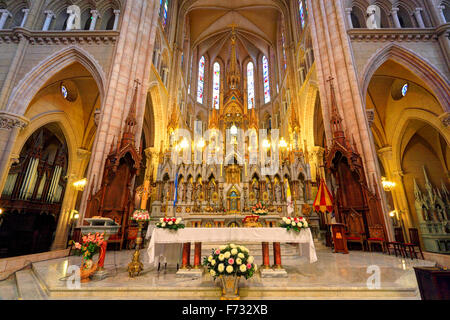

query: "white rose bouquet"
(280, 216), (309, 232)
(203, 243), (257, 280)
(156, 217), (185, 230)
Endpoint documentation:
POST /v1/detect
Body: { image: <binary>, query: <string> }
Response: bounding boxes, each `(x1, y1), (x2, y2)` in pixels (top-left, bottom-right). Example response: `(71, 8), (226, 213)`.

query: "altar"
(147, 228), (317, 273)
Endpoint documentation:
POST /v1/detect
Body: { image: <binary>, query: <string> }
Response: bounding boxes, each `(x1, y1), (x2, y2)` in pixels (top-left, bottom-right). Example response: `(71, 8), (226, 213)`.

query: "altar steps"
(14, 268), (47, 300)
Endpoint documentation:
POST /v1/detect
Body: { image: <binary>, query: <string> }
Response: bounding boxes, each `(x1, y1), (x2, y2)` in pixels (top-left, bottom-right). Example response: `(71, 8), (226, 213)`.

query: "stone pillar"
(78, 0), (161, 223)
(89, 10), (100, 30)
(0, 112), (29, 192)
(344, 8), (353, 29)
(113, 10), (120, 30)
(391, 8), (402, 28)
(308, 0), (391, 235)
(42, 10), (55, 31)
(437, 5), (447, 24)
(20, 9), (30, 28)
(0, 9), (11, 29)
(52, 148), (92, 250)
(413, 8), (425, 28)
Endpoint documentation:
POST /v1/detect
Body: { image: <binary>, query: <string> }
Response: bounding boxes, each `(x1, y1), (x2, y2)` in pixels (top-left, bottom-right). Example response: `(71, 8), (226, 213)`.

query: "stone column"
(0, 112), (29, 192)
(42, 10), (55, 31)
(391, 8), (402, 28)
(413, 8), (425, 28)
(437, 5), (447, 24)
(89, 10), (100, 30)
(20, 9), (30, 28)
(52, 148), (91, 250)
(0, 9), (11, 29)
(308, 0), (391, 234)
(78, 0), (161, 223)
(344, 8), (353, 29)
(113, 10), (120, 30)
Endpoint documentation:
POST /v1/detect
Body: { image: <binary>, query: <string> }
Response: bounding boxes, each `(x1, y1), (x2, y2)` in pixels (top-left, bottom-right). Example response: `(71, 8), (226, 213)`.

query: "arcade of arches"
(0, 0), (448, 259)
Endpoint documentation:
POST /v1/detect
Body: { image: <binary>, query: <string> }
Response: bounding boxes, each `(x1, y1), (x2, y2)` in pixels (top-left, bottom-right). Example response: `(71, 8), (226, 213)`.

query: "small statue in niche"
(177, 180), (184, 203)
(186, 182), (193, 202)
(275, 182), (282, 203)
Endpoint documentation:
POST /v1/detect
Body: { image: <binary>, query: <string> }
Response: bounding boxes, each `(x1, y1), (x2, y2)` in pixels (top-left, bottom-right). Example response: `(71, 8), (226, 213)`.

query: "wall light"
(73, 178), (87, 191)
(382, 177), (396, 192)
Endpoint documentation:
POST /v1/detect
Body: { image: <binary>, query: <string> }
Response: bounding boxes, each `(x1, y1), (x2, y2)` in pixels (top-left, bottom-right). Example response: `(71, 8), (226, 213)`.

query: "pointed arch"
(6, 46), (106, 116)
(360, 44), (450, 113)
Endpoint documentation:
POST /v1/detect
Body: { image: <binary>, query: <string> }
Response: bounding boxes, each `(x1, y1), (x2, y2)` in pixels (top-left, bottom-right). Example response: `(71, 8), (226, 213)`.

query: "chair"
(386, 227), (406, 258)
(404, 228), (424, 260)
(367, 225), (386, 253)
(345, 231), (366, 251)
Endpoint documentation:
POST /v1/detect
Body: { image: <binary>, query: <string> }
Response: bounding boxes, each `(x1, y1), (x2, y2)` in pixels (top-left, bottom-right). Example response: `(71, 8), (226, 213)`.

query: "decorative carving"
(0, 112), (29, 130)
(439, 112), (450, 127)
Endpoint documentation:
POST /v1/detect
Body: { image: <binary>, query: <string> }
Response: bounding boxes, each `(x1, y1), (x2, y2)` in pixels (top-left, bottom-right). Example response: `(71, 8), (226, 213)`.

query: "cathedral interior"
(0, 0), (448, 266)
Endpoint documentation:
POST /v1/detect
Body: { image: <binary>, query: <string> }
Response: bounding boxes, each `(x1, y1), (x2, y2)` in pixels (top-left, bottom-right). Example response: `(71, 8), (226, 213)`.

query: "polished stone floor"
(0, 243), (435, 300)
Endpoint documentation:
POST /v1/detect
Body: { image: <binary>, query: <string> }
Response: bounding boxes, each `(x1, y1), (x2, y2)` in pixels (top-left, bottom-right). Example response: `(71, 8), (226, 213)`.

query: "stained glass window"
(401, 83), (408, 97)
(197, 56), (205, 104)
(212, 62), (220, 109)
(247, 62), (255, 109)
(282, 31), (287, 70)
(262, 56), (271, 104)
(299, 0), (306, 29)
(160, 0), (169, 29)
(61, 85), (68, 99)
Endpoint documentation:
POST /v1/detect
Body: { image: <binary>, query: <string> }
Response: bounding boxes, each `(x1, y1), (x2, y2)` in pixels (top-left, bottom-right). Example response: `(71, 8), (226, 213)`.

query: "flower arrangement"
(203, 244), (257, 280)
(251, 202), (268, 216)
(280, 216), (309, 232)
(131, 209), (150, 222)
(74, 233), (104, 269)
(156, 217), (185, 230)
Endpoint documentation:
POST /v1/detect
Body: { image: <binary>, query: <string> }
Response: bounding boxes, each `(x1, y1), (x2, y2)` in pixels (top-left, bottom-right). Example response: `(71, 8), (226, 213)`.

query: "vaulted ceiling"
(186, 0), (285, 65)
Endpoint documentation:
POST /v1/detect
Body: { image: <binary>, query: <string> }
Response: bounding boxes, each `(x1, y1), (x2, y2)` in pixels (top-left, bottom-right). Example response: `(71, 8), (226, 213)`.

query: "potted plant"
(73, 232), (104, 282)
(203, 243), (257, 300)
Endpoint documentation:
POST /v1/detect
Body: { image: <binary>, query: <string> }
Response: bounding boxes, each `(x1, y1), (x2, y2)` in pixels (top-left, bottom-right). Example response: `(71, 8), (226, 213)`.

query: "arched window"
(299, 0), (306, 29)
(159, 0), (169, 30)
(262, 56), (271, 104)
(212, 62), (220, 109)
(197, 56), (205, 104)
(281, 31), (287, 70)
(247, 62), (255, 109)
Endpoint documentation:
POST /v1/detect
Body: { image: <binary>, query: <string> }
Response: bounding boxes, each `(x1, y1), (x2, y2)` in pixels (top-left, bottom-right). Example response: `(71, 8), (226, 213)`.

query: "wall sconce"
(0, 208), (3, 215)
(382, 177), (396, 192)
(71, 210), (80, 220)
(73, 178), (87, 191)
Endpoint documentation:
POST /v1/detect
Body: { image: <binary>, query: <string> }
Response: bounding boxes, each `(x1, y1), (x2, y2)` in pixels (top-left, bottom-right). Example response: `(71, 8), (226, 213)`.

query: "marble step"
(15, 269), (47, 300)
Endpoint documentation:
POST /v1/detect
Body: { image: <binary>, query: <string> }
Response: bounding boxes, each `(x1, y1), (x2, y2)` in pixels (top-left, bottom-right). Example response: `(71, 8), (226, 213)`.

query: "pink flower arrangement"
(131, 209), (150, 222)
(228, 258), (235, 265)
(251, 202), (268, 216)
(73, 232), (104, 262)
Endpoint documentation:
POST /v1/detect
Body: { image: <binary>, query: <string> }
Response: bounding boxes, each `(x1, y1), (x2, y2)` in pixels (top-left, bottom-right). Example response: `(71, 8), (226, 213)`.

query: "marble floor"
(0, 243), (435, 300)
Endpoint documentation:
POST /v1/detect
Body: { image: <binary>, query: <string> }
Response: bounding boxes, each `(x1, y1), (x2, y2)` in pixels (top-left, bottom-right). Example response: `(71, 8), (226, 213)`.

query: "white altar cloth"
(147, 228), (317, 266)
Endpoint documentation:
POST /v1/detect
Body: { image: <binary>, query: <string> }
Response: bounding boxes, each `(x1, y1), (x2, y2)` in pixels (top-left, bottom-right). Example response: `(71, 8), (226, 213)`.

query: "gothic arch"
(391, 109), (450, 173)
(6, 46), (106, 117)
(360, 44), (450, 113)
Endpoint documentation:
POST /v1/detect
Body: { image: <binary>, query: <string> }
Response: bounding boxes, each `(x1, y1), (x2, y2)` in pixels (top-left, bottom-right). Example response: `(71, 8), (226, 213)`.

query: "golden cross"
(228, 23), (238, 33)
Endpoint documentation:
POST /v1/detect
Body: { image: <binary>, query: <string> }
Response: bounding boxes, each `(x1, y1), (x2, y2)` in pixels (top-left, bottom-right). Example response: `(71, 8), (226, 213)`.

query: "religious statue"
(366, 5), (381, 29)
(252, 181), (260, 202)
(186, 182), (193, 202)
(266, 179), (273, 203)
(177, 181), (185, 203)
(66, 5), (81, 31)
(208, 181), (215, 202)
(275, 182), (282, 203)
(298, 180), (304, 200)
(162, 182), (170, 203)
